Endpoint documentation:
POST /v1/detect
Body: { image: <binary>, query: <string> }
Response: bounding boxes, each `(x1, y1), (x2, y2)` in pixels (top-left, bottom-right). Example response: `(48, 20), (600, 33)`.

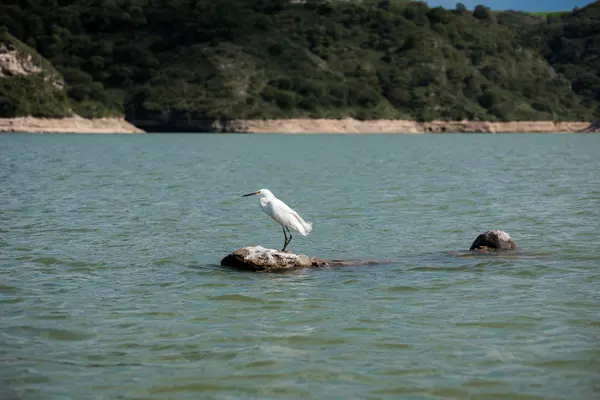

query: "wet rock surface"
(470, 230), (517, 252)
(222, 232), (519, 272)
(221, 246), (380, 272)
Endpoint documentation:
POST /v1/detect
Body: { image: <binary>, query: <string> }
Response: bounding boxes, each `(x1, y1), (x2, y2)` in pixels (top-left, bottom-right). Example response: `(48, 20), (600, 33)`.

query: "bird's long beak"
(242, 191), (258, 197)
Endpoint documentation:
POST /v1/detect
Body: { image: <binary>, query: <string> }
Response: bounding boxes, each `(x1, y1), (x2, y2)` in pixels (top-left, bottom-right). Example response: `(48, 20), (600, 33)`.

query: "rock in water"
(469, 230), (517, 252)
(221, 246), (330, 272)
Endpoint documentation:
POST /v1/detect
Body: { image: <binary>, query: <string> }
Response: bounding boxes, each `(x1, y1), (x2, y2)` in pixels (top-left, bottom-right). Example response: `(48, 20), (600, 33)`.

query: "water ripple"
(1, 133), (599, 399)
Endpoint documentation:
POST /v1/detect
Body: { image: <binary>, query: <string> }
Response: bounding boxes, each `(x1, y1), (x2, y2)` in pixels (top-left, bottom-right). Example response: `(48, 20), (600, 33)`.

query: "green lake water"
(1, 133), (599, 399)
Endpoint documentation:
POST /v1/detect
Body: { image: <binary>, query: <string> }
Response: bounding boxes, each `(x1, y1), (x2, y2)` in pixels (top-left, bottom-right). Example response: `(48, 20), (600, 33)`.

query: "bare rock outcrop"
(0, 42), (41, 77)
(470, 230), (517, 252)
(221, 246), (329, 272)
(221, 246), (381, 272)
(0, 41), (64, 89)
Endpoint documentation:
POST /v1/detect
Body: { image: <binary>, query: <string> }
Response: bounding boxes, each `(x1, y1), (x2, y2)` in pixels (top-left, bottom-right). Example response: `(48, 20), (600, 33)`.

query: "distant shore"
(0, 116), (144, 134)
(219, 119), (597, 134)
(1, 117), (598, 134)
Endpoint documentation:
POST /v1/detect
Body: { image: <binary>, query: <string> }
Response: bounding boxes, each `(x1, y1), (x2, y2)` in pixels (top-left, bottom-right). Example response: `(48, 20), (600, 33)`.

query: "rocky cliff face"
(0, 42), (63, 89)
(0, 42), (41, 77)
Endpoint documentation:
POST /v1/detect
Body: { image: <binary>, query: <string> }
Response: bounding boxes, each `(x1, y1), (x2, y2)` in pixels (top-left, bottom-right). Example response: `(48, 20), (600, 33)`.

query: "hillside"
(0, 0), (598, 131)
(532, 4), (600, 114)
(0, 29), (142, 132)
(0, 29), (71, 118)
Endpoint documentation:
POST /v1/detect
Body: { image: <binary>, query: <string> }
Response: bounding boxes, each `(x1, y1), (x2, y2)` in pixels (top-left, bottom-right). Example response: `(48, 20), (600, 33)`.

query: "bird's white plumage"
(257, 189), (312, 236)
(243, 188), (312, 251)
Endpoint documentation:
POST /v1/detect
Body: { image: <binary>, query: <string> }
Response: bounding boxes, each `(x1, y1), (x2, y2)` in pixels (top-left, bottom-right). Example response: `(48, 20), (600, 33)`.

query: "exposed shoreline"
(1, 116), (598, 134)
(0, 116), (144, 134)
(218, 119), (597, 134)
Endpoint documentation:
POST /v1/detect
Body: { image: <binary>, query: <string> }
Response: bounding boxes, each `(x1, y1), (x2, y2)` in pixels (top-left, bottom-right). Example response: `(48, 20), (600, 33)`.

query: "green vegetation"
(0, 74), (71, 117)
(525, 11), (569, 18)
(0, 0), (598, 127)
(0, 31), (71, 117)
(528, 5), (600, 116)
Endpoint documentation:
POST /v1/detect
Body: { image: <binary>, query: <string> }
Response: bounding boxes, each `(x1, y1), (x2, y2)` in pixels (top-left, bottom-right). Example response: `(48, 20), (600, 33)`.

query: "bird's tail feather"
(293, 214), (313, 236)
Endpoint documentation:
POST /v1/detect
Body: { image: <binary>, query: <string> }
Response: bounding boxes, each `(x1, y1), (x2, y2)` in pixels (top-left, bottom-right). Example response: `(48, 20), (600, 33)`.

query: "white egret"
(242, 189), (313, 252)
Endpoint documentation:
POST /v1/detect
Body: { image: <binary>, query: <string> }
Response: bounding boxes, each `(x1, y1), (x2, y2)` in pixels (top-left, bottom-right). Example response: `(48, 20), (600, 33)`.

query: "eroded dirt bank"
(218, 119), (595, 134)
(3, 117), (599, 134)
(0, 116), (144, 134)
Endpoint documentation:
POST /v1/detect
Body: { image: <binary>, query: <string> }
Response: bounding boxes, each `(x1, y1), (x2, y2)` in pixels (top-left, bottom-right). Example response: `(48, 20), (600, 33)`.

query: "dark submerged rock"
(470, 230), (517, 252)
(579, 120), (600, 133)
(221, 246), (380, 272)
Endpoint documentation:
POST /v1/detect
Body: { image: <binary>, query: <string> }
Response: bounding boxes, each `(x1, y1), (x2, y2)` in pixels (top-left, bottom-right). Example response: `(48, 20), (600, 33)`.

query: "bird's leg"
(281, 226), (289, 252)
(284, 227), (293, 251)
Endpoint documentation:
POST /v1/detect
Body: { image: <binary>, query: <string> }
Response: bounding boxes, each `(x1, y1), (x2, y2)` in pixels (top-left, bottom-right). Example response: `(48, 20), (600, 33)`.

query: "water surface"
(1, 133), (599, 399)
